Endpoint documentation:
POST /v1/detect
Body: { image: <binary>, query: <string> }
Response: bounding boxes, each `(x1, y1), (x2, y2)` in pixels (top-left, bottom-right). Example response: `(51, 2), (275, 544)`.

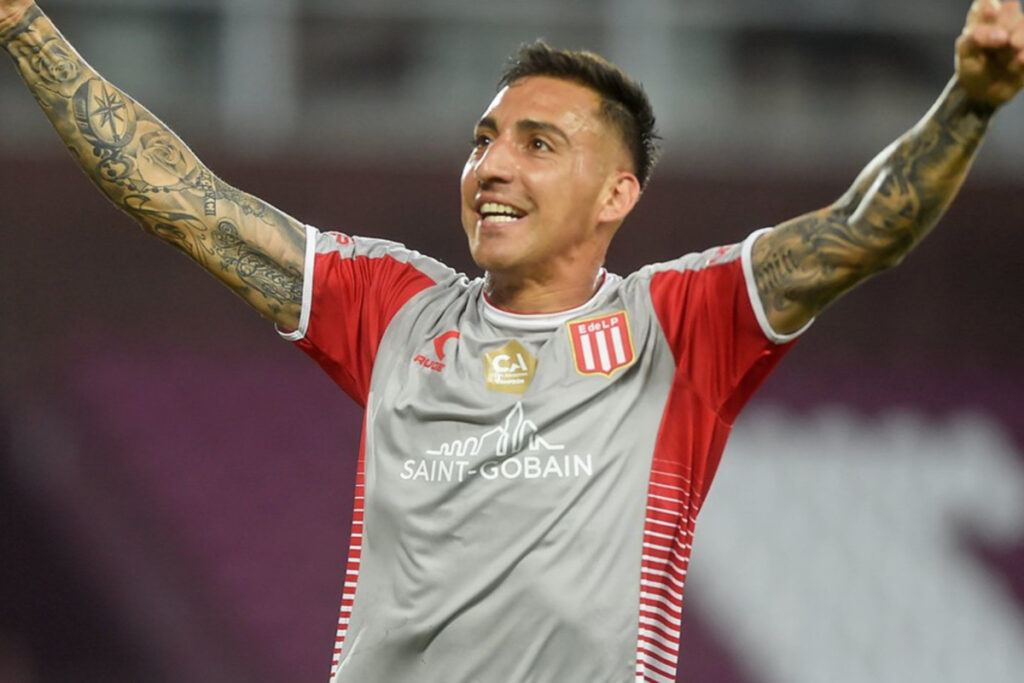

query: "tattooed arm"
(0, 2), (305, 329)
(750, 0), (1024, 336)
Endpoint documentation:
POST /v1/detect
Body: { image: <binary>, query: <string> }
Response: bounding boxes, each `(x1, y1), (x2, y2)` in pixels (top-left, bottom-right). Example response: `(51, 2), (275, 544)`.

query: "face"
(460, 76), (635, 280)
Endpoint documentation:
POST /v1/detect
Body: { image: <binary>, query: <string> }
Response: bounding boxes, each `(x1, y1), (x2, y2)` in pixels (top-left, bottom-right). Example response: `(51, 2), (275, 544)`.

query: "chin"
(471, 253), (509, 273)
(466, 233), (510, 267)
(470, 246), (525, 274)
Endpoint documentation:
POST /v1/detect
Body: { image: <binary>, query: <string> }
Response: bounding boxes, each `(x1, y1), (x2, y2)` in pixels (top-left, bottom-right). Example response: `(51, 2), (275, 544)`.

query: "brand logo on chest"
(400, 402), (594, 484)
(413, 330), (461, 373)
(484, 340), (537, 393)
(567, 310), (636, 377)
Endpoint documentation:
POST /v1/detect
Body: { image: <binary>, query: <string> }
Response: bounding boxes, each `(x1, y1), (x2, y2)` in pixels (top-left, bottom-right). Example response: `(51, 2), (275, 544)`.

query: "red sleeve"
(649, 232), (807, 424)
(282, 229), (440, 406)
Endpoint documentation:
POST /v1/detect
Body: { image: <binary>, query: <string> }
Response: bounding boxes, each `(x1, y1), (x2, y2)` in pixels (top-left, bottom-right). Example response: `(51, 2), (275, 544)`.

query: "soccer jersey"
(280, 226), (807, 683)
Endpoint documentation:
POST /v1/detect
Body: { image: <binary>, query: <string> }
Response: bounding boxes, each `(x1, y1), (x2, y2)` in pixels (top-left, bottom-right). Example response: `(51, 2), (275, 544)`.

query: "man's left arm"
(752, 0), (1024, 335)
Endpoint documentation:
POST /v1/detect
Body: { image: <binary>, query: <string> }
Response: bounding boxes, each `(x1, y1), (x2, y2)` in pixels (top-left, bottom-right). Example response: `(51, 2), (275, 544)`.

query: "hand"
(956, 0), (1024, 109)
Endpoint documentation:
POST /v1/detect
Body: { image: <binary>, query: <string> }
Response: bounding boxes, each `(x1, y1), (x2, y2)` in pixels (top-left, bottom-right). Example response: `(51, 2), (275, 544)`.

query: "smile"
(479, 201), (527, 223)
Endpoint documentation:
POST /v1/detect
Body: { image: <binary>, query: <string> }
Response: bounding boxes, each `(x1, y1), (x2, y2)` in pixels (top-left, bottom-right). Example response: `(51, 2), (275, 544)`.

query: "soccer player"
(2, 1), (1022, 681)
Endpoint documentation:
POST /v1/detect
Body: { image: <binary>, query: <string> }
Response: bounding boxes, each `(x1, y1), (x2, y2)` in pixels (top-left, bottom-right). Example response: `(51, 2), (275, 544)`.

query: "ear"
(597, 171), (641, 225)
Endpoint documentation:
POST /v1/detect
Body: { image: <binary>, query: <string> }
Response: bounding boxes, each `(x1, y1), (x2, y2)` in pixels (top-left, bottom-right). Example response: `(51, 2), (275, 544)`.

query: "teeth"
(480, 202), (523, 219)
(484, 215), (519, 223)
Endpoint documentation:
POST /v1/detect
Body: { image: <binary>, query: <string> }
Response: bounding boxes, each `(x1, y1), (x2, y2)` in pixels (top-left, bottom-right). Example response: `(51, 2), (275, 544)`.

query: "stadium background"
(1, 1), (1022, 681)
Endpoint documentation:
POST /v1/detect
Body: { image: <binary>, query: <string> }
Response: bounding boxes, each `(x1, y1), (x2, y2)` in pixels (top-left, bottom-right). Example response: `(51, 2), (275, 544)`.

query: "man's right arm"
(748, 0), (1021, 337)
(1, 2), (306, 329)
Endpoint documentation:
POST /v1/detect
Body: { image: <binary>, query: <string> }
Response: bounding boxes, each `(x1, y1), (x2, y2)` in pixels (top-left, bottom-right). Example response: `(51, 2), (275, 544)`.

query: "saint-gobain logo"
(403, 402), (592, 483)
(426, 402), (562, 457)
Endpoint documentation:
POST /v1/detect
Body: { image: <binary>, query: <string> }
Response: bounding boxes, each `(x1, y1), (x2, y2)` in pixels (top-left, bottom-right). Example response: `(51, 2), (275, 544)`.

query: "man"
(2, 1), (1022, 681)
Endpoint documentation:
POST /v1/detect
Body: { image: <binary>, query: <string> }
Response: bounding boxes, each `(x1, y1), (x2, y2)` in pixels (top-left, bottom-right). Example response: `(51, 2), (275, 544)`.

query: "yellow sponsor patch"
(484, 340), (537, 393)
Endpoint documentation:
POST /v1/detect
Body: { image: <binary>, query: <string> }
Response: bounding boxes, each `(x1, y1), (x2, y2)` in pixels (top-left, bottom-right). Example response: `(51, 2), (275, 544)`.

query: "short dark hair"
(498, 41), (660, 189)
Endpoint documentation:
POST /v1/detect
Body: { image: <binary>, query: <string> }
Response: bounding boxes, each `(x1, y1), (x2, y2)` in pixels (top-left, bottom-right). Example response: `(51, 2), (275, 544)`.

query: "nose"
(473, 137), (515, 186)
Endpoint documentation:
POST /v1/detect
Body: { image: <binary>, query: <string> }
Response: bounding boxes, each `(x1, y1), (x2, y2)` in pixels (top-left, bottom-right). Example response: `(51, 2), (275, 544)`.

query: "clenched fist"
(957, 0), (1024, 109)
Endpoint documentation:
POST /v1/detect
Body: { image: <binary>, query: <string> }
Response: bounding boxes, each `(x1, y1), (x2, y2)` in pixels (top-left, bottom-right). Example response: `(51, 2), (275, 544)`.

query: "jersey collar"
(481, 270), (617, 331)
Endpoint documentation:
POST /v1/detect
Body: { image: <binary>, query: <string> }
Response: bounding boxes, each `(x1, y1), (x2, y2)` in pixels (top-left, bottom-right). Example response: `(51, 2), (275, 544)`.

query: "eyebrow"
(476, 116), (571, 146)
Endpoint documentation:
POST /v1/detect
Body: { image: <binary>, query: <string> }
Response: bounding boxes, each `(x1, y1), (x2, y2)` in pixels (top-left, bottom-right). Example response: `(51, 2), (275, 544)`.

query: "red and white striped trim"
(329, 456), (366, 680)
(634, 460), (701, 683)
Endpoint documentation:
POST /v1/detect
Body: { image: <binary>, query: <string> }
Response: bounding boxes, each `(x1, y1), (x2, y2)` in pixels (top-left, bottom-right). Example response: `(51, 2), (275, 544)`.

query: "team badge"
(484, 340), (537, 394)
(567, 311), (636, 377)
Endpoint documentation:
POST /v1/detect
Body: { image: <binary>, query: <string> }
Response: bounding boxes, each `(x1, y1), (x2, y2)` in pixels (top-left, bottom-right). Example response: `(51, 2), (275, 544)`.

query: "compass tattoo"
(81, 81), (133, 144)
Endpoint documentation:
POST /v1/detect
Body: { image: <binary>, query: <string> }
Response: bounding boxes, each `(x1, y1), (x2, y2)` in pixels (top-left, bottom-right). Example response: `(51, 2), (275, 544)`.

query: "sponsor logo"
(413, 330), (460, 373)
(484, 340), (537, 393)
(426, 401), (562, 457)
(567, 310), (636, 377)
(400, 402), (593, 483)
(331, 232), (352, 246)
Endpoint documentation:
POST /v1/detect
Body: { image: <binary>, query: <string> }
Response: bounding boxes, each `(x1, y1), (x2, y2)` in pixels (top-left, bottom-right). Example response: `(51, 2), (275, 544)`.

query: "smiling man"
(3, 1), (1024, 682)
(461, 70), (645, 312)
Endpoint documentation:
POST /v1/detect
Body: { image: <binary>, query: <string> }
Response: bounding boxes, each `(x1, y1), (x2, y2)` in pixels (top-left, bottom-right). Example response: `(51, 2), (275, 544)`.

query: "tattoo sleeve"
(2, 6), (306, 328)
(751, 78), (992, 334)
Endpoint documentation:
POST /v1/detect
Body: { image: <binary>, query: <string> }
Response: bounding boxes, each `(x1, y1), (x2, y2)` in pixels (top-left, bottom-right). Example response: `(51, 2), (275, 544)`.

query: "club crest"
(567, 311), (636, 377)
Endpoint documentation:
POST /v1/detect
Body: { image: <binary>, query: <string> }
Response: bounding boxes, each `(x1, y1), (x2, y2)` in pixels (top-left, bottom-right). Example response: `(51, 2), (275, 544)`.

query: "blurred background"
(1, 1), (1022, 681)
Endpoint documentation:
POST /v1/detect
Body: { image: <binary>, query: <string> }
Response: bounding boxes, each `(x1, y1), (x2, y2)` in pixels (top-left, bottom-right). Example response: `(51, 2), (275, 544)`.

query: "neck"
(484, 267), (605, 314)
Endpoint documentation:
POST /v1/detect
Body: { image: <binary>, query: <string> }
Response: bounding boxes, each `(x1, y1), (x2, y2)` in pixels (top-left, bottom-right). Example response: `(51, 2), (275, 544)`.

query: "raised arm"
(0, 1), (306, 329)
(750, 0), (1024, 335)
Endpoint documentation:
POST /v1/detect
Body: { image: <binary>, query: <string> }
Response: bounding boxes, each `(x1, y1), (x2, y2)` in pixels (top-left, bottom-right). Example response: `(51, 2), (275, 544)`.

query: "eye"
(529, 137), (552, 152)
(472, 133), (492, 149)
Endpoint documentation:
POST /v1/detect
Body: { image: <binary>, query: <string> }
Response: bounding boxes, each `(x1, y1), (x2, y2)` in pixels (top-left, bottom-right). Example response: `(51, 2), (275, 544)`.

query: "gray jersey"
(280, 226), (806, 683)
